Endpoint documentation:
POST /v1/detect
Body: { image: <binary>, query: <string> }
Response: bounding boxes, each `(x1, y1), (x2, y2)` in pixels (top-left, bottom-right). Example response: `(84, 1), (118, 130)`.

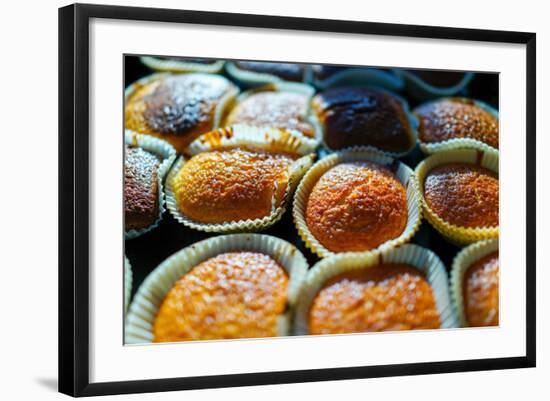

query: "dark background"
(124, 56), (499, 301)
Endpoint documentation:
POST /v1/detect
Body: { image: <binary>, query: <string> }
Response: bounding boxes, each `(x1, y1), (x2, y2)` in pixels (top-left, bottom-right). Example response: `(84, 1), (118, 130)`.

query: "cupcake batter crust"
(309, 264), (441, 334)
(305, 162), (408, 253)
(464, 252), (499, 327)
(154, 252), (289, 341)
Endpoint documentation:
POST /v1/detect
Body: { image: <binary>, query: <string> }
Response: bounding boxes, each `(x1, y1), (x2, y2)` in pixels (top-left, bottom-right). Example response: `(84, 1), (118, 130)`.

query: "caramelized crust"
(424, 163), (499, 228)
(415, 98), (499, 148)
(234, 61), (305, 82)
(124, 146), (160, 230)
(226, 91), (315, 137)
(125, 74), (235, 152)
(309, 264), (441, 334)
(154, 252), (289, 341)
(305, 162), (408, 252)
(312, 87), (414, 152)
(173, 149), (295, 224)
(464, 252), (499, 327)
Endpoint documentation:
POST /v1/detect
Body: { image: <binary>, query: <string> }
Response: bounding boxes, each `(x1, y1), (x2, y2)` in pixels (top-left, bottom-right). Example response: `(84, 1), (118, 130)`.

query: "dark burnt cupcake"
(311, 87), (417, 155)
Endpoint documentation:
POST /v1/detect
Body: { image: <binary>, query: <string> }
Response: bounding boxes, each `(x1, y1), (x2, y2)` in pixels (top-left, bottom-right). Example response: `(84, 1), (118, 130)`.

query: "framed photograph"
(59, 3), (536, 397)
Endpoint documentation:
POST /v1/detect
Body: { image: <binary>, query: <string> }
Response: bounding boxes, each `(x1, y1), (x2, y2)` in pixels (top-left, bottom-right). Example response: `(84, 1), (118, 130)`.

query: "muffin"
(225, 86), (316, 138)
(311, 87), (416, 155)
(230, 61), (306, 82)
(124, 145), (160, 231)
(306, 162), (408, 252)
(415, 148), (499, 244)
(125, 73), (238, 153)
(139, 56), (225, 74)
(154, 251), (289, 341)
(294, 244), (457, 335)
(414, 98), (499, 151)
(450, 239), (499, 327)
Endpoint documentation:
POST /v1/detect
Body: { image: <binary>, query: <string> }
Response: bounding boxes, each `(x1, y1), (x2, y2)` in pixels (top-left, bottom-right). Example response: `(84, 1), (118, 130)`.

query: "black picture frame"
(59, 3), (536, 397)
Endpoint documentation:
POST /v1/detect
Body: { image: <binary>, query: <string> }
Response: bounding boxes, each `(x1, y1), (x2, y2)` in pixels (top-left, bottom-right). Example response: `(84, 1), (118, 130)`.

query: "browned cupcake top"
(312, 87), (414, 152)
(424, 163), (499, 228)
(309, 264), (441, 334)
(234, 61), (305, 82)
(305, 161), (408, 253)
(153, 252), (289, 342)
(226, 91), (315, 137)
(415, 98), (499, 148)
(463, 251), (499, 327)
(124, 146), (160, 231)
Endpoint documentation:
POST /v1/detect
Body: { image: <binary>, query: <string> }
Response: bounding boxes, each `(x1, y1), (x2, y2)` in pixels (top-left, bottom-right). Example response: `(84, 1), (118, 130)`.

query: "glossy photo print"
(123, 56), (499, 344)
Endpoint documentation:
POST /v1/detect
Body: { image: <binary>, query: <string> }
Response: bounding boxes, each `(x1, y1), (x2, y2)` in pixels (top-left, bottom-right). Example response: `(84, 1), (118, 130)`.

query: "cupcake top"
(414, 98), (499, 148)
(305, 161), (408, 253)
(311, 87), (415, 153)
(153, 251), (289, 341)
(124, 146), (160, 231)
(423, 163), (499, 228)
(225, 91), (315, 138)
(463, 251), (499, 327)
(234, 61), (306, 82)
(125, 73), (236, 152)
(309, 264), (441, 334)
(173, 148), (296, 224)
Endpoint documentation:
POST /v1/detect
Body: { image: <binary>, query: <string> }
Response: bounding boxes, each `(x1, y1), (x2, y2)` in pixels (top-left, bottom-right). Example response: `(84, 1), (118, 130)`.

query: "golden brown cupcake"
(153, 251), (289, 341)
(414, 98), (499, 149)
(172, 148), (296, 224)
(125, 73), (237, 153)
(463, 251), (499, 327)
(225, 90), (315, 138)
(309, 264), (441, 334)
(305, 161), (408, 253)
(423, 163), (499, 229)
(311, 87), (416, 153)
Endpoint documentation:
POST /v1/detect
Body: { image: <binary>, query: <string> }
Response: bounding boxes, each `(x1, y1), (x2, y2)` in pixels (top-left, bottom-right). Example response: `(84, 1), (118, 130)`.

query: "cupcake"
(414, 97), (499, 153)
(415, 148), (499, 245)
(124, 131), (177, 239)
(125, 73), (238, 153)
(224, 83), (318, 140)
(166, 146), (314, 232)
(139, 56), (225, 74)
(226, 61), (307, 86)
(293, 148), (421, 258)
(294, 244), (457, 335)
(395, 69), (474, 101)
(125, 234), (308, 343)
(311, 65), (404, 92)
(311, 87), (417, 156)
(451, 239), (499, 327)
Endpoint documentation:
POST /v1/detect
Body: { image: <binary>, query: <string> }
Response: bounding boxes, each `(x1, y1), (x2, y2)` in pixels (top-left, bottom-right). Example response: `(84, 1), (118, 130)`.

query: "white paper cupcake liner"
(312, 67), (405, 92)
(124, 130), (177, 239)
(124, 256), (133, 313)
(450, 239), (499, 327)
(225, 61), (308, 87)
(125, 234), (309, 344)
(139, 56), (225, 74)
(415, 147), (499, 245)
(294, 244), (458, 335)
(165, 150), (314, 233)
(394, 69), (475, 101)
(415, 98), (499, 155)
(293, 147), (422, 258)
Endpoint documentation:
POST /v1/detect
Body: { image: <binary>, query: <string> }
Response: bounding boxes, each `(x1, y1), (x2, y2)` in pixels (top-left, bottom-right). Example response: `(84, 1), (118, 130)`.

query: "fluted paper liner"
(124, 73), (239, 153)
(165, 143), (315, 233)
(312, 67), (404, 92)
(414, 98), (499, 155)
(140, 56), (225, 74)
(450, 239), (499, 327)
(225, 61), (308, 87)
(394, 69), (474, 101)
(294, 244), (458, 335)
(124, 130), (177, 239)
(293, 147), (422, 258)
(415, 147), (499, 245)
(124, 256), (133, 313)
(125, 234), (309, 344)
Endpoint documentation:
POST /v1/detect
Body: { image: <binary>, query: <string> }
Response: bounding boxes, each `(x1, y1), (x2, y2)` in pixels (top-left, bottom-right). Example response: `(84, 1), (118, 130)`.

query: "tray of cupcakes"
(123, 57), (499, 343)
